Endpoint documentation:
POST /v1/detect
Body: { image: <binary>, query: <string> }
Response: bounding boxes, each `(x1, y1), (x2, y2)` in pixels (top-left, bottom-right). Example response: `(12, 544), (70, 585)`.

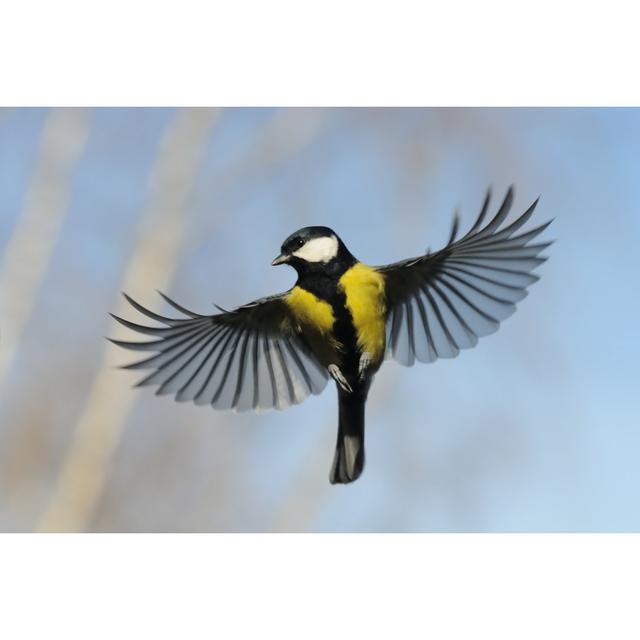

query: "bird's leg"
(358, 352), (372, 382)
(328, 364), (353, 393)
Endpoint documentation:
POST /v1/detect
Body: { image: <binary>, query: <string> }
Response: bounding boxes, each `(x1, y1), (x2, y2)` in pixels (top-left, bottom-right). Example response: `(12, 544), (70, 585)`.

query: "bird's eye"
(296, 238), (305, 247)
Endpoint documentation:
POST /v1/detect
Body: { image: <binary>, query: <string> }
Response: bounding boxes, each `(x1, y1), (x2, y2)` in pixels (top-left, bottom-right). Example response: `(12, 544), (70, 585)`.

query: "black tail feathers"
(330, 391), (366, 484)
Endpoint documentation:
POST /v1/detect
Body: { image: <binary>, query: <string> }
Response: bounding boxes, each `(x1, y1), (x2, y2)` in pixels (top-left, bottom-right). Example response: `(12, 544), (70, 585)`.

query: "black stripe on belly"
(296, 275), (361, 378)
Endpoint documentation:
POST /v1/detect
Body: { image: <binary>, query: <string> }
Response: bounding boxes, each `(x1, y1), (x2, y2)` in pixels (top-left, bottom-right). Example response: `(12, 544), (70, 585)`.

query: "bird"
(110, 187), (551, 484)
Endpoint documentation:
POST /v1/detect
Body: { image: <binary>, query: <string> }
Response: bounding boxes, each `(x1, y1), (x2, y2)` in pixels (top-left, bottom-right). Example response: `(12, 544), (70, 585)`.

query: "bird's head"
(272, 226), (355, 275)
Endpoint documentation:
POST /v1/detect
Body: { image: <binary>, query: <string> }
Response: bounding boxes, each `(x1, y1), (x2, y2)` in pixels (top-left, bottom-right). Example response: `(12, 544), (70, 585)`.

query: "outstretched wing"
(110, 291), (329, 412)
(377, 187), (552, 366)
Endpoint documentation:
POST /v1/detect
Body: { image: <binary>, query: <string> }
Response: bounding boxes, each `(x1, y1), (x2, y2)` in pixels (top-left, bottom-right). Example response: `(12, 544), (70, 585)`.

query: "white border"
(1, 1), (639, 104)
(1, 534), (639, 639)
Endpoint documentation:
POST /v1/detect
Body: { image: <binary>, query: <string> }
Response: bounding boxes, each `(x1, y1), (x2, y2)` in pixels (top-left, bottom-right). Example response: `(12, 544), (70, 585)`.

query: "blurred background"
(0, 107), (638, 532)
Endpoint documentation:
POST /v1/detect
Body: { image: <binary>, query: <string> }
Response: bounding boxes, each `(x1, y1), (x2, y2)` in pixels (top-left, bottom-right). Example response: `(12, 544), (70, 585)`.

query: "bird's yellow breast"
(339, 263), (386, 361)
(285, 286), (335, 334)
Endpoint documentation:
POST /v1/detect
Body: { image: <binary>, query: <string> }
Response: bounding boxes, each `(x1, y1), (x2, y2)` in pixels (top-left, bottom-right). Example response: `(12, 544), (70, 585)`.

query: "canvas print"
(0, 107), (636, 532)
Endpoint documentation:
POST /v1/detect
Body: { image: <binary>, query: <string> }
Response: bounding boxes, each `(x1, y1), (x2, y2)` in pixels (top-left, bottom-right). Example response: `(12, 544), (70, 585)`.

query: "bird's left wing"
(376, 187), (552, 366)
(110, 291), (329, 412)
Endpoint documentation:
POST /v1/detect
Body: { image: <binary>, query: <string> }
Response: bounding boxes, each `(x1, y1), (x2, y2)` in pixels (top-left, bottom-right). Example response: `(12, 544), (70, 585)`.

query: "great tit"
(111, 187), (550, 484)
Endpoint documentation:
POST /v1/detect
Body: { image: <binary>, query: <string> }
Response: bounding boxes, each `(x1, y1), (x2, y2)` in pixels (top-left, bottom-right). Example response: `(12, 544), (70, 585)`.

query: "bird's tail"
(330, 389), (366, 484)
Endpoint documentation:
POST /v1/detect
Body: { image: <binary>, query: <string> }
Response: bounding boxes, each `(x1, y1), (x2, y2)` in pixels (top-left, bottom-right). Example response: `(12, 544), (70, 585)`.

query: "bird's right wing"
(110, 291), (329, 412)
(376, 187), (552, 366)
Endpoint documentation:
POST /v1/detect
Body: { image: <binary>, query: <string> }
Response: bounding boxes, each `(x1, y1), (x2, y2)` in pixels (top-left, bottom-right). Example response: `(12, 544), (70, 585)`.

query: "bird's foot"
(358, 352), (373, 382)
(328, 364), (353, 393)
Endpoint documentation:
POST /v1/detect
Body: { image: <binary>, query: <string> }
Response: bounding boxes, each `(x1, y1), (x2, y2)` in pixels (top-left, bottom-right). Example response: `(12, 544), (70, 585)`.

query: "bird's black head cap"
(272, 226), (356, 276)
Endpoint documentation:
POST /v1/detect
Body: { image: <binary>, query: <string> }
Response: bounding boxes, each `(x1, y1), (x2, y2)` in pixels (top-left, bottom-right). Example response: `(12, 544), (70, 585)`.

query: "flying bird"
(110, 187), (551, 484)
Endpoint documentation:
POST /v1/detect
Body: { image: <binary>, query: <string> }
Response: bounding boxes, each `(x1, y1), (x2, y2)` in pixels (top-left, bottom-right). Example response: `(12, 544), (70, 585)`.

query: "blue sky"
(1, 107), (639, 532)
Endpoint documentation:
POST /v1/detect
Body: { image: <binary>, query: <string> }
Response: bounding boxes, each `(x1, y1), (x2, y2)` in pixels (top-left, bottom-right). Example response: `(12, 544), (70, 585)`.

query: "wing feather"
(111, 291), (329, 412)
(378, 187), (551, 366)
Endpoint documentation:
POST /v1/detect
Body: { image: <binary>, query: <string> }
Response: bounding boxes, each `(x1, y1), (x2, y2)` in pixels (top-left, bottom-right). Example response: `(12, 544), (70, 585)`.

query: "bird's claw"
(358, 352), (372, 382)
(328, 364), (353, 393)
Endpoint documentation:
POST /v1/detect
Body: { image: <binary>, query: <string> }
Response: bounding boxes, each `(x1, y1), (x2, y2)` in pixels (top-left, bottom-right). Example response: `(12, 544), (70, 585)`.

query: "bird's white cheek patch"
(293, 236), (339, 263)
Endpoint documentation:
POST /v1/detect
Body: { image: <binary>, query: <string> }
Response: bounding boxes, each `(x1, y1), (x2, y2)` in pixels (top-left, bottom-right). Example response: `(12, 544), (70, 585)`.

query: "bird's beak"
(271, 253), (289, 266)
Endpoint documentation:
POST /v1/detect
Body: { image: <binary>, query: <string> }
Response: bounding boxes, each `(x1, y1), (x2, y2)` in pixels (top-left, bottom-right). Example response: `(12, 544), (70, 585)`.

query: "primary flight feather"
(111, 187), (551, 484)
